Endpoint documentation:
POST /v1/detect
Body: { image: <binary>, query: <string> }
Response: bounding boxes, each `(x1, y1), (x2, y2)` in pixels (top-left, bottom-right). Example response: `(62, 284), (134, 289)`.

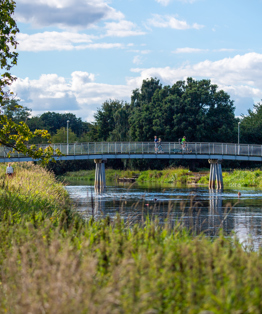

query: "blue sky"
(9, 0), (262, 121)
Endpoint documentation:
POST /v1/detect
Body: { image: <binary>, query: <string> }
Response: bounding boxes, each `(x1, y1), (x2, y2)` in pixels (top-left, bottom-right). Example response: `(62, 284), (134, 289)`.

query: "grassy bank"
(62, 168), (194, 185)
(198, 169), (262, 188)
(63, 167), (262, 188)
(1, 163), (262, 312)
(0, 162), (70, 215)
(64, 167), (262, 188)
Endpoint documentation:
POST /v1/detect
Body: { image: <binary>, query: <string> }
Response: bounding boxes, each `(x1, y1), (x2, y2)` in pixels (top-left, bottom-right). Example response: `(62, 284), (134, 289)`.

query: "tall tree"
(129, 77), (237, 143)
(0, 0), (60, 162)
(2, 99), (31, 122)
(39, 112), (86, 137)
(93, 100), (123, 141)
(240, 102), (262, 144)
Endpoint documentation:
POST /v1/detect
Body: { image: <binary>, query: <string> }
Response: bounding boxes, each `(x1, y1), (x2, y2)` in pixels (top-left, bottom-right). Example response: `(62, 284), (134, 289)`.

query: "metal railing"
(0, 142), (262, 158)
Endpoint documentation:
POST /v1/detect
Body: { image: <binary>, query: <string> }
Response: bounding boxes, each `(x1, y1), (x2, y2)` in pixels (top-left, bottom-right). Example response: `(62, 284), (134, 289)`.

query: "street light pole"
(238, 121), (240, 155)
(67, 120), (70, 155)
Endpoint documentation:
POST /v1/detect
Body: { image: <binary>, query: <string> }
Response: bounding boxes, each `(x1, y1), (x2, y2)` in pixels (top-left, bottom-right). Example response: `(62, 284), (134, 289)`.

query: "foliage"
(1, 165), (262, 312)
(223, 169), (262, 188)
(62, 168), (194, 185)
(240, 102), (262, 144)
(1, 98), (31, 122)
(0, 1), (61, 162)
(91, 99), (130, 141)
(51, 127), (78, 143)
(198, 169), (262, 187)
(129, 77), (237, 142)
(0, 162), (70, 214)
(36, 111), (89, 137)
(0, 0), (18, 103)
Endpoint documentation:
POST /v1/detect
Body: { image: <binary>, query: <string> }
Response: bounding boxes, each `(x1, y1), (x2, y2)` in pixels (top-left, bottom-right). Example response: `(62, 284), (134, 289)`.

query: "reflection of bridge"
(1, 142), (262, 190)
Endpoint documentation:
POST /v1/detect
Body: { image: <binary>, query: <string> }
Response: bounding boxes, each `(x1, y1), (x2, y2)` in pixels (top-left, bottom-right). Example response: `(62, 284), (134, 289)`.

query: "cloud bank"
(11, 53), (262, 120)
(15, 0), (124, 29)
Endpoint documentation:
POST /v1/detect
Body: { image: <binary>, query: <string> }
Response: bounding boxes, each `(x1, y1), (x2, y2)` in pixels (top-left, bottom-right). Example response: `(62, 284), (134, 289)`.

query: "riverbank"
(62, 167), (262, 187)
(198, 168), (262, 188)
(62, 168), (196, 185)
(1, 163), (262, 312)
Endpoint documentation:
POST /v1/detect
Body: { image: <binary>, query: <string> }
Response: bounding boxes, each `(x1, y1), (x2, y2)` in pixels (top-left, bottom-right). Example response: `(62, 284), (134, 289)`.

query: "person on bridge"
(158, 138), (164, 153)
(6, 163), (14, 177)
(182, 136), (186, 151)
(154, 136), (158, 153)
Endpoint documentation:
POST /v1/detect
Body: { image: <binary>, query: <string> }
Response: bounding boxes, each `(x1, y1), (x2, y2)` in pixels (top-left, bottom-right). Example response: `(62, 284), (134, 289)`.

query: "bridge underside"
(2, 153), (262, 163)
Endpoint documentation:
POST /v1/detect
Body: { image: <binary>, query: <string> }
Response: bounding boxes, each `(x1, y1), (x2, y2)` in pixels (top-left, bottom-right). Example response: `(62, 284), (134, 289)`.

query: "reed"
(1, 163), (262, 313)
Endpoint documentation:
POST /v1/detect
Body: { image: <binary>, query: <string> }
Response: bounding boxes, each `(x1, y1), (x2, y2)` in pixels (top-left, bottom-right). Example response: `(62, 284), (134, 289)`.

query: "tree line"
(4, 77), (262, 146)
(89, 77), (262, 145)
(3, 77), (262, 173)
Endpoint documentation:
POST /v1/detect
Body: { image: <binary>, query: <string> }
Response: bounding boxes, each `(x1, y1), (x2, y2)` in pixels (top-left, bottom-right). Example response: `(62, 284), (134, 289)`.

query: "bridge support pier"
(94, 159), (107, 192)
(208, 159), (223, 190)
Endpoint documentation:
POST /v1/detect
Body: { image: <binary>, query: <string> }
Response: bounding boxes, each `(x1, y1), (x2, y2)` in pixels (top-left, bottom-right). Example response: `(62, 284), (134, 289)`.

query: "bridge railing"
(1, 142), (262, 158)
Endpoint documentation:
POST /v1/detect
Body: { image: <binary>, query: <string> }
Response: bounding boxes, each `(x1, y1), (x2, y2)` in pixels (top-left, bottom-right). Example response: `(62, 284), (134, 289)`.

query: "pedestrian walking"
(154, 136), (158, 153)
(6, 163), (14, 177)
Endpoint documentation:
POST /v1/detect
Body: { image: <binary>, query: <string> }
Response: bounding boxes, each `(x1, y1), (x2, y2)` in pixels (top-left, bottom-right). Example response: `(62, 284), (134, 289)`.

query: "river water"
(65, 182), (262, 248)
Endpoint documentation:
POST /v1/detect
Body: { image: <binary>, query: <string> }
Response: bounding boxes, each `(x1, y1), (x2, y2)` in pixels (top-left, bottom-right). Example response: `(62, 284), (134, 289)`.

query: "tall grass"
(63, 168), (193, 185)
(1, 163), (262, 313)
(0, 162), (70, 216)
(1, 213), (262, 313)
(198, 169), (262, 188)
(223, 169), (262, 188)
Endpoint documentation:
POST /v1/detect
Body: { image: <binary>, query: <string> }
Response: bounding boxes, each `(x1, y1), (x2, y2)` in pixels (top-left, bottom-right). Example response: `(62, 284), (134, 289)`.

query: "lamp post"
(238, 121), (240, 155)
(67, 120), (70, 155)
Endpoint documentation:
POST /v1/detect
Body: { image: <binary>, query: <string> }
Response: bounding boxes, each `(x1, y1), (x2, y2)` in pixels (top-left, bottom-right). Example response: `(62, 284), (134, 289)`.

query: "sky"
(9, 0), (262, 121)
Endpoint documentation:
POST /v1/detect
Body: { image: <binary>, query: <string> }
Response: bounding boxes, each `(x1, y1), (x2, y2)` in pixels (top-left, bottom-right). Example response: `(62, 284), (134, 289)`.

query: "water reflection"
(65, 184), (262, 248)
(208, 191), (223, 234)
(94, 194), (106, 215)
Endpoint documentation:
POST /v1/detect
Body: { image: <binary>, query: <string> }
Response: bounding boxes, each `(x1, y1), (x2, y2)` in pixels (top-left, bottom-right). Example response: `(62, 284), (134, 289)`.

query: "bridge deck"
(0, 142), (262, 162)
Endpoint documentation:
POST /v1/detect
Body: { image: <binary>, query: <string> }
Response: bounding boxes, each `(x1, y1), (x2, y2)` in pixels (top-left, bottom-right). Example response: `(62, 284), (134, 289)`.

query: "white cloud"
(17, 32), (125, 51)
(155, 0), (172, 5)
(81, 43), (124, 49)
(133, 55), (143, 65)
(17, 32), (93, 51)
(147, 14), (204, 30)
(10, 71), (133, 121)
(215, 48), (236, 52)
(155, 0), (197, 5)
(104, 20), (146, 37)
(128, 53), (262, 115)
(10, 53), (262, 120)
(173, 47), (208, 53)
(141, 50), (151, 54)
(178, 0), (198, 3)
(15, 0), (124, 30)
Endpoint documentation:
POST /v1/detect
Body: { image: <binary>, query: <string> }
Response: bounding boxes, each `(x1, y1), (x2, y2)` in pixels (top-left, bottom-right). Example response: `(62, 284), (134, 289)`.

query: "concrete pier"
(208, 159), (223, 190)
(94, 159), (107, 192)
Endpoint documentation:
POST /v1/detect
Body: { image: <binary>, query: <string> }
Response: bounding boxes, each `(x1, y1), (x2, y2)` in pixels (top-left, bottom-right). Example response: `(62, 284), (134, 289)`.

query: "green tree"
(0, 0), (60, 162)
(2, 99), (31, 122)
(240, 102), (262, 144)
(51, 127), (78, 143)
(93, 100), (124, 141)
(129, 77), (237, 143)
(39, 112), (87, 137)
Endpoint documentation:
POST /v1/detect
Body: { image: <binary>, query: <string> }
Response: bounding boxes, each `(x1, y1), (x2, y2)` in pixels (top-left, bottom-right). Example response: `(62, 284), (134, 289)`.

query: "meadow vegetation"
(198, 169), (262, 188)
(63, 167), (262, 188)
(1, 163), (262, 313)
(62, 168), (193, 185)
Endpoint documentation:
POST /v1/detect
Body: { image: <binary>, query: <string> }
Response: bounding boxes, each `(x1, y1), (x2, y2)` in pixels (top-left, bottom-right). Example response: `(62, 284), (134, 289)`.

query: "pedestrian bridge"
(1, 142), (261, 162)
(1, 142), (262, 190)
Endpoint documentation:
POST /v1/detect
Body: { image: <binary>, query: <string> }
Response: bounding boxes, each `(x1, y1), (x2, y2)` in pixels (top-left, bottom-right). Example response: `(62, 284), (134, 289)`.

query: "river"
(65, 182), (262, 249)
